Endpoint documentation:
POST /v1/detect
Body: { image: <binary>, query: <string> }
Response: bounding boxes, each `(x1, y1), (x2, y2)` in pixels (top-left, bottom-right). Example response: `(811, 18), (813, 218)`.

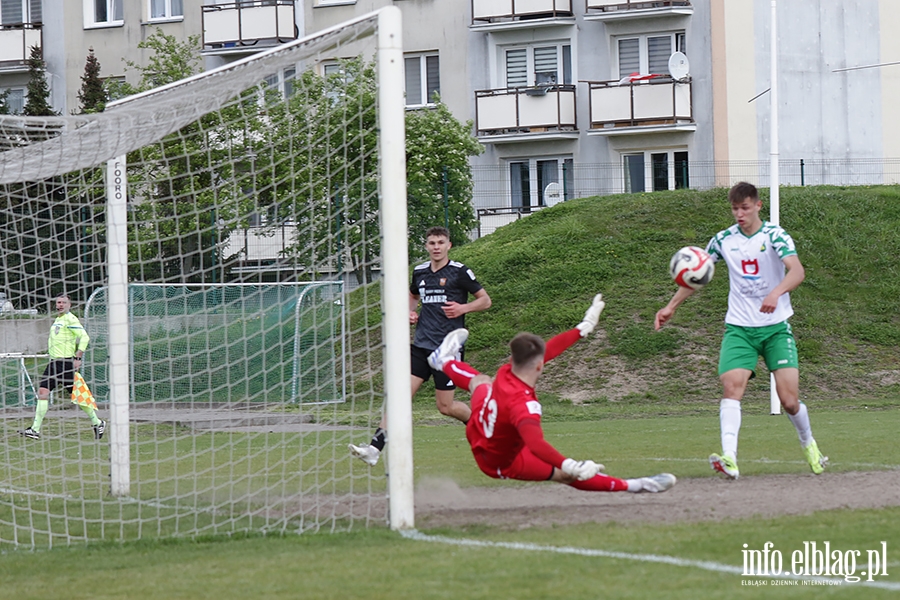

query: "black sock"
(370, 427), (386, 451)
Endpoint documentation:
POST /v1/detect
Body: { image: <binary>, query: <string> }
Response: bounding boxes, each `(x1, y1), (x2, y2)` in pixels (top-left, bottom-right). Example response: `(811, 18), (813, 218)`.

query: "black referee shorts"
(39, 359), (76, 393)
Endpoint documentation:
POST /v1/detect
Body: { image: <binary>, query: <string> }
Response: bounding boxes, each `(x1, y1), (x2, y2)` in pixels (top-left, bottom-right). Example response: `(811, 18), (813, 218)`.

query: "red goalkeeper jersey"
(466, 328), (581, 472)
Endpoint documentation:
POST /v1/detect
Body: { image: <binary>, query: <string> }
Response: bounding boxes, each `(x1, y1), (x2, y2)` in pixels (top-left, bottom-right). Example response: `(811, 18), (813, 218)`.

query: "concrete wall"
(0, 319), (51, 354)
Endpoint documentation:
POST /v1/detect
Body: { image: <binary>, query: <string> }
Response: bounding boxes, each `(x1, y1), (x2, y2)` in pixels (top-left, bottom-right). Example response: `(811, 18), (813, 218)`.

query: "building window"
(84, 0), (123, 27)
(509, 157), (573, 209)
(263, 67), (297, 99)
(0, 0), (41, 24)
(504, 43), (572, 88)
(616, 32), (685, 79)
(404, 53), (439, 107)
(1, 88), (25, 114)
(623, 150), (689, 193)
(149, 0), (182, 20)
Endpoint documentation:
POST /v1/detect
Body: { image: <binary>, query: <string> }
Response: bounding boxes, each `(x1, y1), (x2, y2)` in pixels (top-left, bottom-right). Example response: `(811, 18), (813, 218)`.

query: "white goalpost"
(0, 7), (412, 548)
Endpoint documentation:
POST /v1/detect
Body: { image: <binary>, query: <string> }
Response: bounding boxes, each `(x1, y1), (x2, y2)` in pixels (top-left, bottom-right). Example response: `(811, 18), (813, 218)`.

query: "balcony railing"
(0, 24), (41, 69)
(585, 0), (692, 20)
(472, 0), (573, 24)
(476, 84), (577, 138)
(202, 1), (296, 51)
(587, 77), (693, 132)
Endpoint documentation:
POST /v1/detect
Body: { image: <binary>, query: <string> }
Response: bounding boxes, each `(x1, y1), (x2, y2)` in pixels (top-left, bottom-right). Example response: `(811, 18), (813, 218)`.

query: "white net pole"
(376, 6), (413, 531)
(106, 155), (131, 496)
(0, 10), (400, 549)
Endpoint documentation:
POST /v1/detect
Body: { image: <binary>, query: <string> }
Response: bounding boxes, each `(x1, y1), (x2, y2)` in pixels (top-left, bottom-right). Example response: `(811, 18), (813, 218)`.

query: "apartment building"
(4, 1), (899, 219)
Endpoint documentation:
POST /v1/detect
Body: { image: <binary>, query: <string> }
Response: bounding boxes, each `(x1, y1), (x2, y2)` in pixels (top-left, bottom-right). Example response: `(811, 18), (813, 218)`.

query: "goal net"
(83, 283), (345, 406)
(0, 8), (412, 549)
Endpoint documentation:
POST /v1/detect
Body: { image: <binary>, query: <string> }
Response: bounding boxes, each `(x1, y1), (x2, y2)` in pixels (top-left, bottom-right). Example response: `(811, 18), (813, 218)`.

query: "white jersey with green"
(705, 221), (797, 327)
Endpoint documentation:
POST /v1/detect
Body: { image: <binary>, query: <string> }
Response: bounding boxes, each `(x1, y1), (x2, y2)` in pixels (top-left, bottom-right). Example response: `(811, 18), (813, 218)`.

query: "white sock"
(720, 398), (742, 460)
(787, 402), (813, 447)
(626, 479), (643, 493)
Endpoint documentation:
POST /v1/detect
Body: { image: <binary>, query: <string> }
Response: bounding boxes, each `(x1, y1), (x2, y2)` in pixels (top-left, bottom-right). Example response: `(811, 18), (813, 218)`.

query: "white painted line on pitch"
(0, 486), (74, 501)
(0, 486), (220, 514)
(401, 530), (900, 591)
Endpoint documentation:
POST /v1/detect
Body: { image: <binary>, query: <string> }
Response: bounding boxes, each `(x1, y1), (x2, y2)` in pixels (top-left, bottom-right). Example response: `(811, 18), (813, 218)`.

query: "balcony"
(587, 77), (695, 135)
(585, 0), (692, 22)
(202, 1), (297, 55)
(476, 85), (578, 142)
(0, 24), (41, 72)
(471, 0), (574, 31)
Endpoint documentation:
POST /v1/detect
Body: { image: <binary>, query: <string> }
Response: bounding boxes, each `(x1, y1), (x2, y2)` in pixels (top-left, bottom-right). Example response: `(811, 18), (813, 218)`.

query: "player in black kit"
(350, 226), (491, 466)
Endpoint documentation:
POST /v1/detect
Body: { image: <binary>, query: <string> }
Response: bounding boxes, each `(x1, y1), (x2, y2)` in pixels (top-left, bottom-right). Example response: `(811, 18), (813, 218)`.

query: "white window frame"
(83, 0), (124, 29)
(1, 0), (41, 25)
(2, 87), (26, 114)
(148, 0), (183, 22)
(262, 66), (297, 100)
(621, 149), (689, 193)
(501, 42), (572, 88)
(614, 31), (685, 79)
(404, 52), (439, 108)
(507, 156), (573, 209)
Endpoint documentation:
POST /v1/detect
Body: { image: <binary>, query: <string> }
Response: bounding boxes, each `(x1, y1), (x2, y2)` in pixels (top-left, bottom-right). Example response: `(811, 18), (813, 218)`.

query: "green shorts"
(718, 322), (798, 376)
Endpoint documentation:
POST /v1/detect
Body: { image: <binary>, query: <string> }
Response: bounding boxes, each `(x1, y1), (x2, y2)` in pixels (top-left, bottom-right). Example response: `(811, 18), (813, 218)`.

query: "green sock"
(32, 399), (49, 432)
(79, 404), (101, 426)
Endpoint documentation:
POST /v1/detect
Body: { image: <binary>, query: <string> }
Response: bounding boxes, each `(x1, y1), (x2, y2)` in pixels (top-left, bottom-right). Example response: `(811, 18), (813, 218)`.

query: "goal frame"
(97, 7), (413, 527)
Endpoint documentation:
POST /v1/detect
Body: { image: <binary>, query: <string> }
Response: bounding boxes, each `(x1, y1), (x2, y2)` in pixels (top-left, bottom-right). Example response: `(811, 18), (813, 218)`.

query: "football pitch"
(3, 408), (899, 599)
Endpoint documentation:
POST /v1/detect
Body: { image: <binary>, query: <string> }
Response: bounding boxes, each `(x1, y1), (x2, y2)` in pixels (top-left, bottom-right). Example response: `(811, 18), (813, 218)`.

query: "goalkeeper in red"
(427, 294), (676, 493)
(655, 181), (828, 479)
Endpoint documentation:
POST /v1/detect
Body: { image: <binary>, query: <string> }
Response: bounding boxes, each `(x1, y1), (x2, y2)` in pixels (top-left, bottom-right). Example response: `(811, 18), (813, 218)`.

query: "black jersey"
(410, 260), (484, 350)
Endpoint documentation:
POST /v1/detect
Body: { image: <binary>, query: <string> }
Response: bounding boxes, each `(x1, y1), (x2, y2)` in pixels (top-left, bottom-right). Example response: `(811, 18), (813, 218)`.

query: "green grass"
(3, 409), (899, 599)
(453, 185), (900, 403)
(2, 512), (898, 600)
(3, 185), (900, 597)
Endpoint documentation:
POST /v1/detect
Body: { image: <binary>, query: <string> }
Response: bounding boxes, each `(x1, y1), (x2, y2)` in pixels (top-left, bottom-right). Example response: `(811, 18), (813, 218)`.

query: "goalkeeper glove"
(575, 293), (605, 338)
(561, 458), (605, 481)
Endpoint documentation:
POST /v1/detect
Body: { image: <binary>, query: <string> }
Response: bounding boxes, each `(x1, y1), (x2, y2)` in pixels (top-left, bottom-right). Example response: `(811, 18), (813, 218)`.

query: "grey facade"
(2, 0), (899, 215)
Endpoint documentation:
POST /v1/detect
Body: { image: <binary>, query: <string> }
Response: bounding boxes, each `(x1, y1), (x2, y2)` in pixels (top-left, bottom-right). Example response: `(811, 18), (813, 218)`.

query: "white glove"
(575, 293), (605, 338)
(561, 458), (605, 481)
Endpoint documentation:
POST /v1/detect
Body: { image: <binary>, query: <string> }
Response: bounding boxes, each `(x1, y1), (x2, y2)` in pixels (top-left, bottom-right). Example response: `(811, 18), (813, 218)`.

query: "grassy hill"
(447, 185), (900, 416)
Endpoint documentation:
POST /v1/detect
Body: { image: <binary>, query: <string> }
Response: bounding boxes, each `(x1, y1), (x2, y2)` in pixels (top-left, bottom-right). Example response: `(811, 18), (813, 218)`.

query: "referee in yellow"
(20, 294), (105, 440)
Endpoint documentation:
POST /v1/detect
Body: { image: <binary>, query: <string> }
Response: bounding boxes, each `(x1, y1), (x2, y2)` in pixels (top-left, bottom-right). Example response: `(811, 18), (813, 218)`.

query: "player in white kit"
(655, 182), (828, 479)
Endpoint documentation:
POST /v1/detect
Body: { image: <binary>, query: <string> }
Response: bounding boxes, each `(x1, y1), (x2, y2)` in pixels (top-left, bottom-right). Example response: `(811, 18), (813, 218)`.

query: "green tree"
(118, 29), (254, 283)
(406, 97), (483, 256)
(23, 45), (56, 116)
(0, 89), (10, 115)
(264, 59), (482, 283)
(77, 48), (106, 114)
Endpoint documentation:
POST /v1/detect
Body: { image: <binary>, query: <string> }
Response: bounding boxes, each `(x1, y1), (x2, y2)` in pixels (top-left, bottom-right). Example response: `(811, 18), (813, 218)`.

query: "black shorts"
(410, 345), (464, 391)
(40, 359), (76, 393)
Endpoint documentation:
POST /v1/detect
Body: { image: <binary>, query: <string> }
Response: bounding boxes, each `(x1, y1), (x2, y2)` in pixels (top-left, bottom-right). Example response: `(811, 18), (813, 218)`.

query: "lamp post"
(769, 0), (781, 415)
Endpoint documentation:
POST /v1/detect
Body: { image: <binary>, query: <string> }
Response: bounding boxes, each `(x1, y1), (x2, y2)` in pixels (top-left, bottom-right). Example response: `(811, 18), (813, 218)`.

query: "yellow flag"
(71, 372), (97, 409)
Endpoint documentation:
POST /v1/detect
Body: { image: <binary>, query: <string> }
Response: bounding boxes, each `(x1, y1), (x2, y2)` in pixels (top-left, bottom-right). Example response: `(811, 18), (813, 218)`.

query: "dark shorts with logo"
(40, 359), (75, 393)
(410, 345), (464, 391)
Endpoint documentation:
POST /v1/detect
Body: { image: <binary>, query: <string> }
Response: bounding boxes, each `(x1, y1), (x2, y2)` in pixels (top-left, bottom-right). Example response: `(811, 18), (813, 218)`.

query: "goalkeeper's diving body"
(428, 294), (676, 493)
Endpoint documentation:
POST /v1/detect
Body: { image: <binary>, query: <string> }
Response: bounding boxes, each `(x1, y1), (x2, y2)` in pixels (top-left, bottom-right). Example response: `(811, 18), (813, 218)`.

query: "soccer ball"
(669, 246), (715, 290)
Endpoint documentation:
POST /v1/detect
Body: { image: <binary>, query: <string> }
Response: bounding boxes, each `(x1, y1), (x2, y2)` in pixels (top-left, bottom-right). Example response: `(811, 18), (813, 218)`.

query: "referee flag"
(71, 372), (97, 409)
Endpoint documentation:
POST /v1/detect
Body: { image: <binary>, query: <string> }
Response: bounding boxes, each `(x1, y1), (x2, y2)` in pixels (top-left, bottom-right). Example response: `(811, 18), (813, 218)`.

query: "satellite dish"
(543, 182), (562, 207)
(668, 52), (690, 80)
